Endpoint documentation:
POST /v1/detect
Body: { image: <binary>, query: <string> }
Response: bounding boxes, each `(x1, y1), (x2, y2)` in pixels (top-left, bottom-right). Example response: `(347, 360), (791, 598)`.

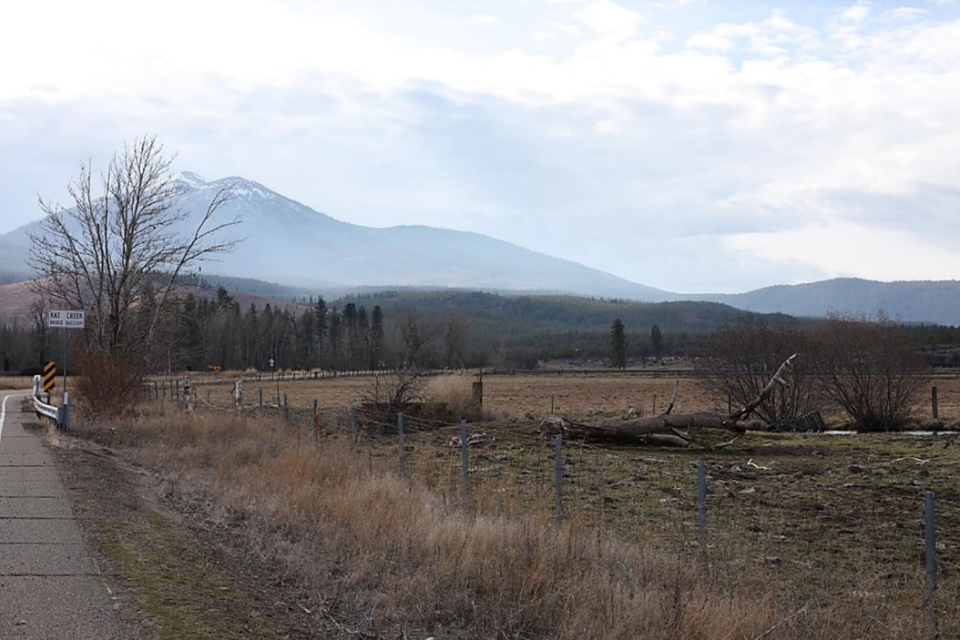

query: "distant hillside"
(0, 172), (670, 302)
(327, 290), (796, 361)
(341, 290), (783, 332)
(689, 278), (959, 326)
(0, 222), (33, 284)
(2, 173), (954, 324)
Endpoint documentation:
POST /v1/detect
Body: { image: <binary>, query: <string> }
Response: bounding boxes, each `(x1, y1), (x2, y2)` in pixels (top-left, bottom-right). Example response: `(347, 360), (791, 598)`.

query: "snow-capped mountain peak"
(172, 171), (207, 189)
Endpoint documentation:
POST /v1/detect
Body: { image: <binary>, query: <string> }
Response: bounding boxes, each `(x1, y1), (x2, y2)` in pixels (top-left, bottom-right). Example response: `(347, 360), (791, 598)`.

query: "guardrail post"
(283, 394), (289, 424)
(258, 388), (263, 416)
(931, 386), (938, 419)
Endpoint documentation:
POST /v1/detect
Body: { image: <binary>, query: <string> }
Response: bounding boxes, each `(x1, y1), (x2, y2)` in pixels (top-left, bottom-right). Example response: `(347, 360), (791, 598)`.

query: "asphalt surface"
(0, 390), (128, 640)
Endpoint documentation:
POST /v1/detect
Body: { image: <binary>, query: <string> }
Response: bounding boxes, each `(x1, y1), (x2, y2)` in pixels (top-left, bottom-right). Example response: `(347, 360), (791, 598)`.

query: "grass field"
(84, 370), (960, 637)
(161, 368), (960, 426)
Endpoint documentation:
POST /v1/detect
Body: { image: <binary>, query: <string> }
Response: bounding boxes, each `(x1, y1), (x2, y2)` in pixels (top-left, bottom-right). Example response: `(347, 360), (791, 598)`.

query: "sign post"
(47, 310), (85, 431)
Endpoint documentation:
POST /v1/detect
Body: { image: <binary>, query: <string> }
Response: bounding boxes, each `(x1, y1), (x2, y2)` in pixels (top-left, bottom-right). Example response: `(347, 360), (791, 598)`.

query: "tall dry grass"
(0, 375), (32, 390)
(78, 409), (938, 639)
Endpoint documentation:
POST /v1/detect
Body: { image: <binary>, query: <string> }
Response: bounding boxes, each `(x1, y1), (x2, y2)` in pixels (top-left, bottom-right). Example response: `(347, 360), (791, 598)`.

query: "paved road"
(0, 390), (128, 639)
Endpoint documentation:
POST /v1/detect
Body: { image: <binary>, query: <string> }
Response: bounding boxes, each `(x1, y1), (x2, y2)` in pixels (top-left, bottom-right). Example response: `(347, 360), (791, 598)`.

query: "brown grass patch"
(71, 396), (958, 638)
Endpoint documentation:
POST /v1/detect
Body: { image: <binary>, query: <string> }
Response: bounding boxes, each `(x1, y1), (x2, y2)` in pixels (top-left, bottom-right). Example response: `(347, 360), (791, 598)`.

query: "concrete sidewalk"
(0, 390), (128, 639)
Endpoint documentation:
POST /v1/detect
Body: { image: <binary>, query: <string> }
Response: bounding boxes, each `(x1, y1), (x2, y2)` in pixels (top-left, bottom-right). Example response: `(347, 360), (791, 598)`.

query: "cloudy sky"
(1, 0), (957, 293)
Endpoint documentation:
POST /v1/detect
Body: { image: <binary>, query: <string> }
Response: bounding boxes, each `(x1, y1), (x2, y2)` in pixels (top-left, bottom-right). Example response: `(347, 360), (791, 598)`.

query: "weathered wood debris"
(539, 354), (797, 449)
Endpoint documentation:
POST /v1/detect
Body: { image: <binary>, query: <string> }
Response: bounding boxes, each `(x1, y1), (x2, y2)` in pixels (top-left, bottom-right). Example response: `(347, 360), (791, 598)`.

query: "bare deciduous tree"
(29, 136), (239, 414)
(811, 312), (928, 431)
(697, 318), (818, 428)
(362, 306), (439, 418)
(397, 306), (437, 369)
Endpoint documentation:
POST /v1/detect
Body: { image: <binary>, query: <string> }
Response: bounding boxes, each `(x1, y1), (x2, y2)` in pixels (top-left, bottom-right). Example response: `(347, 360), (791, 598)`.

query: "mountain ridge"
(0, 173), (956, 325)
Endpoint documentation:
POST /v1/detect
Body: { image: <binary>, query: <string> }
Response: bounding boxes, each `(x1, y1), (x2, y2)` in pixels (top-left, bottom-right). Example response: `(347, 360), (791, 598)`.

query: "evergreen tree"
(357, 305), (371, 369)
(243, 304), (259, 368)
(328, 307), (342, 369)
(343, 303), (358, 368)
(650, 324), (663, 364)
(314, 297), (328, 352)
(370, 305), (385, 368)
(298, 308), (316, 368)
(611, 318), (627, 369)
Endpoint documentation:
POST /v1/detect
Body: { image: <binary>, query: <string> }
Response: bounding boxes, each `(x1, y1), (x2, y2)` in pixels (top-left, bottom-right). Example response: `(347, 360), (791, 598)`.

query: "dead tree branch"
(540, 354), (797, 448)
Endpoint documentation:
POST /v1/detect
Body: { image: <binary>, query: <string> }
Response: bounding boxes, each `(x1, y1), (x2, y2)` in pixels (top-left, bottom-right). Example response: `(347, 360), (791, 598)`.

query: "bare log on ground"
(539, 354), (797, 448)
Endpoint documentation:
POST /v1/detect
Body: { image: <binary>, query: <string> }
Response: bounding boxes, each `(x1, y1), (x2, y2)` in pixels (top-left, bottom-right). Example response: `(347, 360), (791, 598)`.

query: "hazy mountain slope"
(170, 174), (671, 301)
(0, 223), (34, 283)
(688, 278), (960, 326)
(1, 173), (955, 324)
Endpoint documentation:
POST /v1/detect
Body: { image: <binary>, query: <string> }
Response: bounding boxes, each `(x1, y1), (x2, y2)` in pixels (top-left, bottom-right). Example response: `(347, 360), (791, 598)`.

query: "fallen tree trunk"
(540, 354), (797, 448)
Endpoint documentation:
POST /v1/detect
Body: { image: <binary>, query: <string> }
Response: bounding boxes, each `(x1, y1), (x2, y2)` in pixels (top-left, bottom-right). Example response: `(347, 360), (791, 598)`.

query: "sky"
(0, 0), (958, 293)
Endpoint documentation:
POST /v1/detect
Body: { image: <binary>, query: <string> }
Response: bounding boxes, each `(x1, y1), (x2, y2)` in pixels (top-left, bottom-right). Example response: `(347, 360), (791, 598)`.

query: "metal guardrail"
(33, 394), (59, 421)
(31, 374), (66, 429)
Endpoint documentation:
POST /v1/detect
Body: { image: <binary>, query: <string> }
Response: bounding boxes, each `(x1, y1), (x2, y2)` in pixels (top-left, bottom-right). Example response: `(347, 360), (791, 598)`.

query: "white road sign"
(48, 310), (85, 329)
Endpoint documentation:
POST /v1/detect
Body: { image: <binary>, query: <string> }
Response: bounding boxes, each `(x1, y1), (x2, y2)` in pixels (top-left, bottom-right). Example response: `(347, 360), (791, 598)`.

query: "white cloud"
(685, 32), (735, 50)
(467, 14), (499, 25)
(885, 7), (927, 19)
(573, 0), (644, 41)
(0, 0), (957, 290)
(839, 3), (871, 25)
(725, 223), (960, 282)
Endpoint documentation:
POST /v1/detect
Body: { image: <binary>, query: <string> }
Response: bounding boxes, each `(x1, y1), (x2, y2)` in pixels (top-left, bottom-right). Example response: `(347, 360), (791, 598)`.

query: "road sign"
(43, 361), (56, 392)
(48, 310), (85, 329)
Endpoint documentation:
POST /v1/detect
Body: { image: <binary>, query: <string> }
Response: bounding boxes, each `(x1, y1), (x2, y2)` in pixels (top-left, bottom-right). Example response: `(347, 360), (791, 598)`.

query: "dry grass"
(0, 375), (32, 390)
(163, 370), (960, 434)
(74, 397), (958, 638)
(425, 374), (481, 419)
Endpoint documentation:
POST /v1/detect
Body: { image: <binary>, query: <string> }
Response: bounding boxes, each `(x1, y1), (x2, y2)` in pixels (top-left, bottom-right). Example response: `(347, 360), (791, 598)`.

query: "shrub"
(697, 318), (819, 427)
(810, 313), (928, 431)
(75, 352), (144, 419)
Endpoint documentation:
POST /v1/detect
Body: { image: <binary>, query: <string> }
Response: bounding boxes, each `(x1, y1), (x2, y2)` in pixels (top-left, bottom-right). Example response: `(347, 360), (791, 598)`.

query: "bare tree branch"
(28, 135), (241, 413)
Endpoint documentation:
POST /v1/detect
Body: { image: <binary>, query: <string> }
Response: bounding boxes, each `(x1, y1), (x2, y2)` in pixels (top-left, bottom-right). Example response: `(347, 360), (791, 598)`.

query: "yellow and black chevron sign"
(43, 361), (56, 393)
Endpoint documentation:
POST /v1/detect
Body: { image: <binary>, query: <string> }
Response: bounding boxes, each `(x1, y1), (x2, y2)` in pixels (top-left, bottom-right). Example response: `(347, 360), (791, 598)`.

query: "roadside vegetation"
(68, 395), (957, 639)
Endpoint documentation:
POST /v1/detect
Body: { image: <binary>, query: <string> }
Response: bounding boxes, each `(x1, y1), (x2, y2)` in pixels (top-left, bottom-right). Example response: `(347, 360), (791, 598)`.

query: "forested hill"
(339, 290), (789, 333)
(323, 290), (797, 362)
